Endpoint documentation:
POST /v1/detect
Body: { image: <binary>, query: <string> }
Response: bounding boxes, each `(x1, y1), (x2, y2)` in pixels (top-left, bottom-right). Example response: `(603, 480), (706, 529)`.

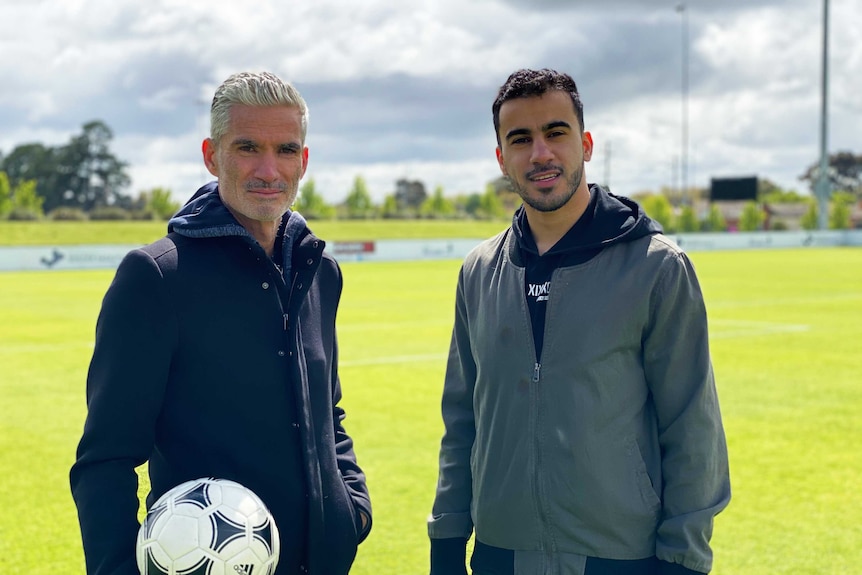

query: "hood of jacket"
(513, 183), (663, 258)
(167, 181), (311, 275)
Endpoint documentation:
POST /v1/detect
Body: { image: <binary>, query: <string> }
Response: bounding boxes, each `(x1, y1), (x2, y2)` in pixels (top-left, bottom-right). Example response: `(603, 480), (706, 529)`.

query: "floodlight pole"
(677, 3), (690, 206)
(815, 0), (831, 230)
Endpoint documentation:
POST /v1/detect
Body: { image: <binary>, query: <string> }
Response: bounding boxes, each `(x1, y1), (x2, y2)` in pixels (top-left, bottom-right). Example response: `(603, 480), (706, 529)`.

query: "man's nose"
(530, 137), (554, 164)
(254, 152), (279, 182)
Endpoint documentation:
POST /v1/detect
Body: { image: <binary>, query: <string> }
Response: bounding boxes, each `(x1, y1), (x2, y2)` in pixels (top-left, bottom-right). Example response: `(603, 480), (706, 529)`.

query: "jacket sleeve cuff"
(430, 537), (468, 575)
(658, 559), (707, 575)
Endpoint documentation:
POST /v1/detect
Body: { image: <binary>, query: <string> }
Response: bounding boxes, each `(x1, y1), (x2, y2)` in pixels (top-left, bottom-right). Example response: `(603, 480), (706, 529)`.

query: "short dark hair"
(492, 68), (585, 146)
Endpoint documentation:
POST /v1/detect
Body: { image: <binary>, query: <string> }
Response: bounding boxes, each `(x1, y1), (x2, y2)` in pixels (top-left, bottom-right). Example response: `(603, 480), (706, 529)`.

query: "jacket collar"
(168, 181), (249, 239)
(168, 181), (314, 277)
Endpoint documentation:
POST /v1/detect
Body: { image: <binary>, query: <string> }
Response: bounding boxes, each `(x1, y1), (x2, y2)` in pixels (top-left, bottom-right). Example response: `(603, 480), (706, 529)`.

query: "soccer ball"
(136, 477), (280, 575)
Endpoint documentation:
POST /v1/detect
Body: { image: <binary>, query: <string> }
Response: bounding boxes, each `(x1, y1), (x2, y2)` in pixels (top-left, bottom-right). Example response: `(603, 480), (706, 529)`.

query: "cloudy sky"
(1, 0), (859, 205)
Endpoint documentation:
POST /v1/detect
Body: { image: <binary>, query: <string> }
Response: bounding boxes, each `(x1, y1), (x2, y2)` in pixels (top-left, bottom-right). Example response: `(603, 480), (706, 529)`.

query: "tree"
(640, 194), (675, 233)
(0, 171), (45, 219)
(738, 202), (765, 231)
(59, 120), (131, 211)
(9, 179), (44, 216)
(139, 187), (181, 220)
(829, 191), (854, 230)
(421, 186), (455, 218)
(455, 192), (484, 218)
(0, 120), (131, 213)
(380, 194), (401, 219)
(0, 171), (11, 217)
(294, 178), (334, 220)
(477, 184), (506, 219)
(758, 178), (805, 203)
(801, 201), (819, 230)
(702, 204), (726, 232)
(664, 185), (707, 206)
(489, 176), (521, 212)
(394, 178), (427, 213)
(1, 143), (55, 208)
(800, 150), (862, 199)
(677, 205), (699, 233)
(344, 176), (375, 219)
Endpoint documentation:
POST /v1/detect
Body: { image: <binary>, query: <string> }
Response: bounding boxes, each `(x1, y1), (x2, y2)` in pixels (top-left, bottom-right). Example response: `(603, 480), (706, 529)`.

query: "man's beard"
(511, 162), (584, 213)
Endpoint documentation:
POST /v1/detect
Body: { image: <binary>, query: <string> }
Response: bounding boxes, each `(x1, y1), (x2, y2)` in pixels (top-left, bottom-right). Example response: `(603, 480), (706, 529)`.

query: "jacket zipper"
(531, 359), (555, 554)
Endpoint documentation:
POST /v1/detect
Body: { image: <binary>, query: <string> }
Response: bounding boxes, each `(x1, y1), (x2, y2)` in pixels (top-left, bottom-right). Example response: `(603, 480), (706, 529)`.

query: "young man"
(428, 68), (730, 575)
(71, 71), (371, 575)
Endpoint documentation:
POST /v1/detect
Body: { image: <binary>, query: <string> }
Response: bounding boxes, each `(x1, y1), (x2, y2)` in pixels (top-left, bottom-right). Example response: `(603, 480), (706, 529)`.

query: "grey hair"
(209, 71), (309, 142)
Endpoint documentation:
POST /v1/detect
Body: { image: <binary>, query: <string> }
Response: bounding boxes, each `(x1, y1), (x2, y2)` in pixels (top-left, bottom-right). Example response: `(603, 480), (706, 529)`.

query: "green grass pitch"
(1, 247), (860, 574)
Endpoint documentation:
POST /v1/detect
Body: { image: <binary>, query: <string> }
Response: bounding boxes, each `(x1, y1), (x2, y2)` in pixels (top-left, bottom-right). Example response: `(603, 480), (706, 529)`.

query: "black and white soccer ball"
(136, 477), (280, 575)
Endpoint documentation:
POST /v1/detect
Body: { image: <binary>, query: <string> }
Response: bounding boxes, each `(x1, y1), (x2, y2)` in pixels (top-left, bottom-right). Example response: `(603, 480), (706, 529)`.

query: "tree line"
(633, 180), (859, 232)
(294, 175), (516, 221)
(1, 119), (861, 229)
(0, 119), (516, 222)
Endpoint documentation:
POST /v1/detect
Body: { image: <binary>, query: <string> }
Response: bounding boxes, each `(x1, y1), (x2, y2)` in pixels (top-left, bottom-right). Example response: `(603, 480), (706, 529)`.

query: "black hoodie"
(513, 184), (663, 359)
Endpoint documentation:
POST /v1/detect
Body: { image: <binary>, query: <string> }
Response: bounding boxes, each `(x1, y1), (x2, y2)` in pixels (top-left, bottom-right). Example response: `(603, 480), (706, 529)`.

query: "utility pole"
(815, 0), (831, 230)
(671, 155), (679, 201)
(676, 3), (690, 206)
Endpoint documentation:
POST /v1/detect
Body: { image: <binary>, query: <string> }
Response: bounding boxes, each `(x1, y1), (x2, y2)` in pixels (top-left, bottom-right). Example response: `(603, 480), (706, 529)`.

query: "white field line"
(0, 318), (813, 358)
(707, 292), (862, 309)
(709, 319), (810, 339)
(340, 321), (812, 361)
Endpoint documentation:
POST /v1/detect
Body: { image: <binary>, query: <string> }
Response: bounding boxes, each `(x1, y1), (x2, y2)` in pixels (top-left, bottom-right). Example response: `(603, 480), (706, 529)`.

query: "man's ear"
(495, 147), (508, 177)
(202, 138), (219, 177)
(582, 131), (594, 162)
(300, 147), (309, 179)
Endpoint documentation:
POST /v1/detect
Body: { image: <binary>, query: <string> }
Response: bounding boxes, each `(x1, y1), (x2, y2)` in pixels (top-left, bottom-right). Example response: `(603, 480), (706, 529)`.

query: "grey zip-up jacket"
(429, 189), (730, 574)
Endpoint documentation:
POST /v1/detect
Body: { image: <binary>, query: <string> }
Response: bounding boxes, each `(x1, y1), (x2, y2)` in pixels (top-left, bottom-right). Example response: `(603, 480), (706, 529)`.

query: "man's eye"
(511, 137), (529, 145)
(238, 145), (255, 152)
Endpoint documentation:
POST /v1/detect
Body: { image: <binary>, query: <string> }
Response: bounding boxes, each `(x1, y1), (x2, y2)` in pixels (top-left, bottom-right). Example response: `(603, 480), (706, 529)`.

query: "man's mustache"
(245, 180), (287, 191)
(525, 164), (564, 179)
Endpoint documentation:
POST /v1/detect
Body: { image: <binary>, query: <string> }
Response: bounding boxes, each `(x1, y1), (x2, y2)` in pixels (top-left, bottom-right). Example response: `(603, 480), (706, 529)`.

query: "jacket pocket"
(626, 435), (662, 515)
(324, 475), (360, 572)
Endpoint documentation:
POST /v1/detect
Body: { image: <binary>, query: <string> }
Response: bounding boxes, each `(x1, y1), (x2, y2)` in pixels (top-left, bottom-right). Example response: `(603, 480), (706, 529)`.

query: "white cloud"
(1, 0), (859, 206)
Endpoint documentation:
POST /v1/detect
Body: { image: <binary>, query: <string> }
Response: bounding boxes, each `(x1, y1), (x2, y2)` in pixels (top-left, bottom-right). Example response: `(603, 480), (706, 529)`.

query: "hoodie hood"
(513, 184), (665, 360)
(513, 183), (663, 257)
(167, 181), (248, 238)
(167, 181), (310, 277)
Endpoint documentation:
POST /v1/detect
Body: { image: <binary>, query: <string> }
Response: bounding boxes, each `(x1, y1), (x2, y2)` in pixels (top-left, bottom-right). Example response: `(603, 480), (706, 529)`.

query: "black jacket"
(71, 183), (371, 575)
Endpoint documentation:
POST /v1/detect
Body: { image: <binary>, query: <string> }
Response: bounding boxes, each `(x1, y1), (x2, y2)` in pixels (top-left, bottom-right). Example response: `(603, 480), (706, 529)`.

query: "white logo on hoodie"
(527, 281), (551, 302)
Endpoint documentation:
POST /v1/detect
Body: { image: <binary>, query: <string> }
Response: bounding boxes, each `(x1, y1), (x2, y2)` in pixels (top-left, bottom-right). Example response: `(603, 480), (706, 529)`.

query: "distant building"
(712, 200), (760, 232)
(764, 203), (811, 231)
(851, 200), (862, 229)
